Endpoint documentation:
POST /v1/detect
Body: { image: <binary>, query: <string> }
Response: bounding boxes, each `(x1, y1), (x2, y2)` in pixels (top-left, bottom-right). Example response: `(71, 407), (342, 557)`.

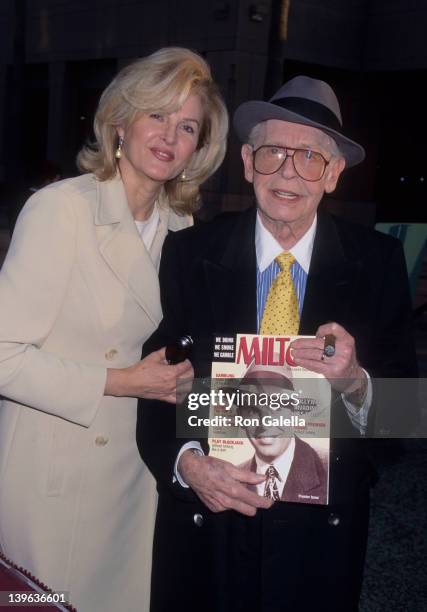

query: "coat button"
(328, 513), (340, 527)
(105, 349), (118, 361)
(193, 513), (204, 527)
(95, 436), (109, 447)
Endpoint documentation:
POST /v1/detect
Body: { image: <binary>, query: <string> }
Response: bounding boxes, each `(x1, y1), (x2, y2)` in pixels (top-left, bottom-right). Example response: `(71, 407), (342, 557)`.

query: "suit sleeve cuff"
(173, 441), (204, 487)
(342, 368), (372, 435)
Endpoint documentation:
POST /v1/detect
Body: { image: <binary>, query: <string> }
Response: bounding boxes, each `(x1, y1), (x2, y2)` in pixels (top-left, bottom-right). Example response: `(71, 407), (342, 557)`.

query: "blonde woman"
(0, 47), (228, 612)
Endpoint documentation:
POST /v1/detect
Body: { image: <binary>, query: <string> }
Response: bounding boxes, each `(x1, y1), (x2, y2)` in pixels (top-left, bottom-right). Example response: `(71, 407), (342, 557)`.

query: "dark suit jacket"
(137, 207), (417, 612)
(241, 436), (328, 505)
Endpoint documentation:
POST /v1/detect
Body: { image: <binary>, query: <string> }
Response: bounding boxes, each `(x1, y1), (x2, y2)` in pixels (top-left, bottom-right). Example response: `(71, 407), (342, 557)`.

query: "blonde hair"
(77, 47), (229, 214)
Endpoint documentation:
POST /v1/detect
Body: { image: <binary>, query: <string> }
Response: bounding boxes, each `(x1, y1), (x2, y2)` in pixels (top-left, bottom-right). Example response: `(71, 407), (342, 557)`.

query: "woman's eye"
(149, 112), (163, 121)
(182, 123), (196, 135)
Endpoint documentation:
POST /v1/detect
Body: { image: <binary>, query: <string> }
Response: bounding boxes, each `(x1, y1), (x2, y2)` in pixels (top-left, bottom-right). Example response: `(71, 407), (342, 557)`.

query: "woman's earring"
(180, 169), (186, 181)
(115, 136), (124, 159)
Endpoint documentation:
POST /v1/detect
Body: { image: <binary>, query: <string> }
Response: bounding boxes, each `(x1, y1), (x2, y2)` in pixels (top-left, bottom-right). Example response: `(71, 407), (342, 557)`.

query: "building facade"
(1, 0), (426, 220)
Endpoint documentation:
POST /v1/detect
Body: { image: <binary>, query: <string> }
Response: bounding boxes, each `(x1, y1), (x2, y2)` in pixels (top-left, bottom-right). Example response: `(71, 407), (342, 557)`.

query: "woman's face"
(117, 94), (203, 187)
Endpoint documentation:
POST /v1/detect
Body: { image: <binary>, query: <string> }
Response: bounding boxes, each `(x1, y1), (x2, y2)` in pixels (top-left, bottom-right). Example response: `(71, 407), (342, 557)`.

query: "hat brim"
(233, 100), (365, 167)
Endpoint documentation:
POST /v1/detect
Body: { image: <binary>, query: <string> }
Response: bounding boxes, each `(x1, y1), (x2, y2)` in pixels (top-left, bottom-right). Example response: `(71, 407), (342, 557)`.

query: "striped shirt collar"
(255, 212), (317, 274)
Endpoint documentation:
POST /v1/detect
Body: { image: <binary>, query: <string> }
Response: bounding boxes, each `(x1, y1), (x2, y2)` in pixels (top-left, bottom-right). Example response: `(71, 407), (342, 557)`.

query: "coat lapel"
(202, 208), (361, 336)
(300, 211), (362, 334)
(203, 208), (258, 333)
(95, 176), (162, 326)
(282, 437), (323, 499)
(150, 206), (193, 273)
(201, 208), (361, 336)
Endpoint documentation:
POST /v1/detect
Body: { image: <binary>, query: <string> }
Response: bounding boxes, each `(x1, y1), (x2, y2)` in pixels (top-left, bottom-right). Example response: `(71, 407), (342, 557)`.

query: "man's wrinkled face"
(241, 120), (345, 236)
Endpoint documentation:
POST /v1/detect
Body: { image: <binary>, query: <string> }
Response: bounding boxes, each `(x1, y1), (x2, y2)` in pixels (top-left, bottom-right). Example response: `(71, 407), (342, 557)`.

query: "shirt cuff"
(173, 441), (204, 487)
(341, 368), (372, 435)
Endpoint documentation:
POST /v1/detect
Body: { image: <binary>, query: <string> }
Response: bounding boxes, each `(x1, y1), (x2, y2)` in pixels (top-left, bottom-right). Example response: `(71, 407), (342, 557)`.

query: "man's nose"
(279, 153), (297, 179)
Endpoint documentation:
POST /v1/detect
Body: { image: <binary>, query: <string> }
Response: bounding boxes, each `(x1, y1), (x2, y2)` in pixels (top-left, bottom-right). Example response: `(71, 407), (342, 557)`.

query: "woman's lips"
(150, 147), (175, 162)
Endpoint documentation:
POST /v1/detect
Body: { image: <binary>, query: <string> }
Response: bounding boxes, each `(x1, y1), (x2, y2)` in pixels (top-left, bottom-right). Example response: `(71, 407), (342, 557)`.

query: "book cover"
(208, 333), (331, 505)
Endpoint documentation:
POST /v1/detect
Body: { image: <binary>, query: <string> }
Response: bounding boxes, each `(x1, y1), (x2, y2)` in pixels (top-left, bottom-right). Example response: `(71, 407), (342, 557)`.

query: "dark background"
(0, 0), (426, 223)
(0, 3), (426, 611)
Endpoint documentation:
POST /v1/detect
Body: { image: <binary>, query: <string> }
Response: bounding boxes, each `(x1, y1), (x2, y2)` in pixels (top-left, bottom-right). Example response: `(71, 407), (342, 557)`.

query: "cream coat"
(0, 173), (191, 611)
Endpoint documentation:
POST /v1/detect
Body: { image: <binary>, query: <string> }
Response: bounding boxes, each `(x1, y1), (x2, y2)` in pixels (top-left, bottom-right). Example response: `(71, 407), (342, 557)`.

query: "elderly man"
(137, 76), (417, 612)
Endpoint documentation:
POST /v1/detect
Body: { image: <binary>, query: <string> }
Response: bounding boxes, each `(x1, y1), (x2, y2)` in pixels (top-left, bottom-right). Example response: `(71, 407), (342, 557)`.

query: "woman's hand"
(105, 347), (194, 403)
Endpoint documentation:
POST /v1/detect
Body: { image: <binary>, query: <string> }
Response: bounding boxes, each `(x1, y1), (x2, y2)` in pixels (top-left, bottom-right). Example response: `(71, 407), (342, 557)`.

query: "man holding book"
(137, 76), (417, 612)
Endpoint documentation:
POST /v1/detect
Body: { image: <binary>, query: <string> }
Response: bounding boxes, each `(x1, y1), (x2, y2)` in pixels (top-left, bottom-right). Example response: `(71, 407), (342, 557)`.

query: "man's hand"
(178, 451), (273, 516)
(291, 322), (367, 396)
(105, 347), (194, 403)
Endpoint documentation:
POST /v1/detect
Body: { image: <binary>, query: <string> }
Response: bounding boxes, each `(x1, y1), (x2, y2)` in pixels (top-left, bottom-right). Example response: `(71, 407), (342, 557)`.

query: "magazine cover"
(208, 333), (331, 505)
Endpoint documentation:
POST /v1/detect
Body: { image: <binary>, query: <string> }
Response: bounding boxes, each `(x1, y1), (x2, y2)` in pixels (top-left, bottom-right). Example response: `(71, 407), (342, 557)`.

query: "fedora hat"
(233, 75), (365, 167)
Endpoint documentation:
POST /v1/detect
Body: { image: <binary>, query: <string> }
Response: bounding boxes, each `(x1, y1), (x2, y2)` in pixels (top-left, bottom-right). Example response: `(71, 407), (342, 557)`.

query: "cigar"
(323, 334), (336, 358)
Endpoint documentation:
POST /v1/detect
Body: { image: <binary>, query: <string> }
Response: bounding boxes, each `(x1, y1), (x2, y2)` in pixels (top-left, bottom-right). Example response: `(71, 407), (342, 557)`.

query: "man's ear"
(324, 157), (346, 194)
(241, 144), (255, 184)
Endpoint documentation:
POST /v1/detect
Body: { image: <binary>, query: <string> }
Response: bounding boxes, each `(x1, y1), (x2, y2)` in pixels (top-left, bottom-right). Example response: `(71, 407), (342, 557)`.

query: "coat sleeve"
(0, 187), (106, 427)
(137, 231), (203, 500)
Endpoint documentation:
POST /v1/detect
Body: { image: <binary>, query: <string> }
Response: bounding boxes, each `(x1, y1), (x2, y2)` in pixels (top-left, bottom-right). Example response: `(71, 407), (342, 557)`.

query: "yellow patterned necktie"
(260, 252), (300, 335)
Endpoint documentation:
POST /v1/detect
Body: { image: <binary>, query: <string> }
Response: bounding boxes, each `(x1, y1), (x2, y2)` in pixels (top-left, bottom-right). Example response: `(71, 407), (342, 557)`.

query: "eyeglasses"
(253, 145), (330, 181)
